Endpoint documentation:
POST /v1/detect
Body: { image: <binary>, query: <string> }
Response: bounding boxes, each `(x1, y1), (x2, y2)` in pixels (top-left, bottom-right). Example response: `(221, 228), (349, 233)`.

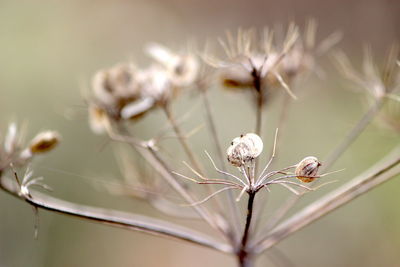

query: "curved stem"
(0, 174), (232, 254)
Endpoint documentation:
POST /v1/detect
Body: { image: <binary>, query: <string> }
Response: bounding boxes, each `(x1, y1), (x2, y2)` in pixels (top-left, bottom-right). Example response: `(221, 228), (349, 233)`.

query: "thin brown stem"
(0, 174), (232, 253)
(237, 191), (256, 267)
(255, 91), (263, 136)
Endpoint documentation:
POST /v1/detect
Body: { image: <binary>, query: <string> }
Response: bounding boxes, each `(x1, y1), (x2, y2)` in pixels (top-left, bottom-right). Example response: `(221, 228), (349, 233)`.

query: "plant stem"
(162, 104), (230, 238)
(254, 146), (400, 253)
(237, 191), (256, 267)
(322, 99), (384, 171)
(109, 125), (230, 238)
(0, 173), (232, 253)
(257, 98), (384, 239)
(163, 105), (203, 173)
(201, 89), (242, 240)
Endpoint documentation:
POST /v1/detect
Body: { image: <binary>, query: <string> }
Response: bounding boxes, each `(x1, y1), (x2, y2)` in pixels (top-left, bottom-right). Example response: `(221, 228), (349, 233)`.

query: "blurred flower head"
(88, 43), (200, 134)
(334, 44), (400, 101)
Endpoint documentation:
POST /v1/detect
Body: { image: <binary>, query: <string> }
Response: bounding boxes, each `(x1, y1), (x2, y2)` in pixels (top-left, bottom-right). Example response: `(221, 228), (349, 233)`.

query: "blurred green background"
(0, 0), (399, 266)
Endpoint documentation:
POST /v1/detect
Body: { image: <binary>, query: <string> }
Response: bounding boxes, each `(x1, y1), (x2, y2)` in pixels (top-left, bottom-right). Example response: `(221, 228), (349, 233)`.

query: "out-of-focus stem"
(0, 172), (232, 253)
(163, 105), (204, 173)
(201, 89), (242, 241)
(257, 98), (385, 239)
(109, 125), (230, 238)
(254, 146), (400, 253)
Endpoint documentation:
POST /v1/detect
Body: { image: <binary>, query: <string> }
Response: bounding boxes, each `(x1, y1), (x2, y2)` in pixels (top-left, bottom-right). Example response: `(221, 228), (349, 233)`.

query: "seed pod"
(227, 133), (263, 167)
(29, 131), (61, 154)
(295, 156), (321, 183)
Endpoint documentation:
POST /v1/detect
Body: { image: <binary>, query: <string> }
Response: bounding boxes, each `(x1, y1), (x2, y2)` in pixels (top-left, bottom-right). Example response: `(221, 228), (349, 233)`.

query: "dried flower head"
(1, 124), (60, 170)
(87, 43), (200, 134)
(204, 25), (299, 100)
(334, 45), (399, 101)
(295, 156), (321, 183)
(227, 133), (263, 167)
(146, 43), (199, 87)
(275, 19), (342, 82)
(92, 63), (140, 107)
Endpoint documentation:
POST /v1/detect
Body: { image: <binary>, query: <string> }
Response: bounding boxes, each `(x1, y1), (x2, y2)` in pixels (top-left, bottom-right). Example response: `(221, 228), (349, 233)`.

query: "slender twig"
(108, 126), (230, 238)
(254, 146), (400, 253)
(0, 174), (233, 254)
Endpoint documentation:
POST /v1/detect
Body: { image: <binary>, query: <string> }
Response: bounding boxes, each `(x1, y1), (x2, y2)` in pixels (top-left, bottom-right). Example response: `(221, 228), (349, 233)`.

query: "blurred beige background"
(0, 0), (399, 266)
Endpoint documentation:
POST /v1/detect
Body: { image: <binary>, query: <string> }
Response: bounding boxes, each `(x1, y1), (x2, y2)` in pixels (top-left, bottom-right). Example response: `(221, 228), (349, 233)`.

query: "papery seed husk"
(29, 131), (61, 154)
(295, 156), (321, 183)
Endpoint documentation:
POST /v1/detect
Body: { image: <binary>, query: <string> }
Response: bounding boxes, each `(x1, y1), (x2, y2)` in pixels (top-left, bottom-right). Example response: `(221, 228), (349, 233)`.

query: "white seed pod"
(28, 131), (61, 154)
(227, 133), (263, 167)
(295, 156), (321, 183)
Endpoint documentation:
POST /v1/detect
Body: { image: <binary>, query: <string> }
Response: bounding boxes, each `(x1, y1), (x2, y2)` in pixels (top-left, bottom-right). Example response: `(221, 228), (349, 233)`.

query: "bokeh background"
(0, 0), (399, 266)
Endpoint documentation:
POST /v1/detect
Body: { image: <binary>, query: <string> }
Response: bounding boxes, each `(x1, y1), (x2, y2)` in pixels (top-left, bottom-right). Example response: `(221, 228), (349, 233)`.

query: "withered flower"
(204, 26), (299, 100)
(334, 45), (399, 101)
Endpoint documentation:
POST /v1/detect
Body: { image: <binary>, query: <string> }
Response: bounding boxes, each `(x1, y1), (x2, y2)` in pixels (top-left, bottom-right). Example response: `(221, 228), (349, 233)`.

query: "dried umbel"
(295, 156), (321, 183)
(87, 43), (200, 135)
(227, 133), (263, 167)
(0, 124), (61, 169)
(334, 45), (399, 101)
(205, 26), (299, 100)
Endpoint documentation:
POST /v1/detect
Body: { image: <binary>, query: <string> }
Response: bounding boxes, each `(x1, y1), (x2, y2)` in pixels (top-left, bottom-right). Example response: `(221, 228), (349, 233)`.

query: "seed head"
(28, 131), (61, 154)
(295, 156), (321, 183)
(227, 133), (263, 167)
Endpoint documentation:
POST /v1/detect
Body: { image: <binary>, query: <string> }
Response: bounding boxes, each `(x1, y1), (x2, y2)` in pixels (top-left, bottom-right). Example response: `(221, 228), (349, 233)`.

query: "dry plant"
(0, 21), (399, 267)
